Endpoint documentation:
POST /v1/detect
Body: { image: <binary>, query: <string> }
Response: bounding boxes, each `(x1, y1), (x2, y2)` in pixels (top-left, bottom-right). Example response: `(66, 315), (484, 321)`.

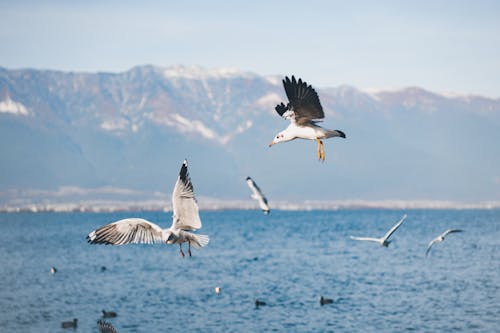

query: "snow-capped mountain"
(1, 65), (499, 207)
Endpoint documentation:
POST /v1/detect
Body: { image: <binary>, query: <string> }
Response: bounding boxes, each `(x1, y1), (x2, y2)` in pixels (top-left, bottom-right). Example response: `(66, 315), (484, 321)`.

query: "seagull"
(49, 266), (57, 274)
(350, 214), (408, 247)
(98, 320), (118, 333)
(246, 177), (270, 214)
(87, 159), (209, 257)
(269, 76), (346, 161)
(102, 310), (117, 318)
(61, 318), (77, 329)
(426, 229), (463, 256)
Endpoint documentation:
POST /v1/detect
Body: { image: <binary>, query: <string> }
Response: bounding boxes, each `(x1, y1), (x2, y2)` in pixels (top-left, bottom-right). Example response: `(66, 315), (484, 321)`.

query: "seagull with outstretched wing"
(87, 160), (209, 257)
(246, 177), (270, 214)
(269, 76), (346, 161)
(350, 214), (408, 247)
(426, 229), (463, 256)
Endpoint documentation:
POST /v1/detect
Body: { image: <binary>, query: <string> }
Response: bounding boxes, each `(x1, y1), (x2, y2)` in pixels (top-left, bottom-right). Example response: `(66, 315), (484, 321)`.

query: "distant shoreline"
(1, 199), (499, 213)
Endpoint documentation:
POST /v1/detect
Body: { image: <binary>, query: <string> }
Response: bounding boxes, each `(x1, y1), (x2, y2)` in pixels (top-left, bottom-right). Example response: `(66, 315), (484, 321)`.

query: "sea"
(0, 209), (499, 332)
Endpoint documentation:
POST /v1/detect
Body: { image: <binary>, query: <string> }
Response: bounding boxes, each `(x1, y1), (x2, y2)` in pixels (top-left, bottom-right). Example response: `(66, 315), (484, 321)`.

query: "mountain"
(1, 65), (499, 208)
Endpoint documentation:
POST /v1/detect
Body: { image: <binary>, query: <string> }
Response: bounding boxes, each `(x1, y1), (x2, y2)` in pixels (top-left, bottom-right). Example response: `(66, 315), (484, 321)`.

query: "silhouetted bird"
(320, 296), (333, 305)
(61, 318), (77, 329)
(255, 299), (267, 308)
(102, 310), (117, 318)
(50, 266), (57, 274)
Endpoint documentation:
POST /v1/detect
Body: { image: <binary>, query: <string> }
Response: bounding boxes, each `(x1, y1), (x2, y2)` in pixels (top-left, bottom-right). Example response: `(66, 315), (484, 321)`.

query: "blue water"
(0, 210), (499, 332)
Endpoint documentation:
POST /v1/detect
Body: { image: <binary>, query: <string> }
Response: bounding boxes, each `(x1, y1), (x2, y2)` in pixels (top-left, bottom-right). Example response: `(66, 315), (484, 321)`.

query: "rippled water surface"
(0, 210), (499, 332)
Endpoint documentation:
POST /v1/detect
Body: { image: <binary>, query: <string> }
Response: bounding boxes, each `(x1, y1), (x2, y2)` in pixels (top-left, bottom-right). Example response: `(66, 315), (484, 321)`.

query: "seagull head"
(164, 230), (176, 244)
(269, 131), (293, 147)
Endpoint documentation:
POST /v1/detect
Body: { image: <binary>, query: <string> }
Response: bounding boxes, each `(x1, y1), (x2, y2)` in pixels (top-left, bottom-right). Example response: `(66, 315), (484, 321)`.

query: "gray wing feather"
(383, 214), (407, 241)
(87, 218), (165, 245)
(442, 229), (463, 237)
(282, 76), (324, 124)
(172, 160), (202, 231)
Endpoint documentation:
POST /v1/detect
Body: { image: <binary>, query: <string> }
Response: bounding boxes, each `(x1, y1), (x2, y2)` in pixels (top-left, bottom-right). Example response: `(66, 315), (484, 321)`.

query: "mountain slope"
(1, 65), (499, 205)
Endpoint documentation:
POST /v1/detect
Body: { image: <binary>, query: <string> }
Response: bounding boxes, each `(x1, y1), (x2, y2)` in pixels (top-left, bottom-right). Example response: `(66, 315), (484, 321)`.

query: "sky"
(0, 0), (499, 97)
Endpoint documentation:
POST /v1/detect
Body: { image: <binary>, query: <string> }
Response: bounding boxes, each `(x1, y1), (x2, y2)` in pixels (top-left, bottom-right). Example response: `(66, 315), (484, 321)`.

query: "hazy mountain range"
(1, 65), (499, 210)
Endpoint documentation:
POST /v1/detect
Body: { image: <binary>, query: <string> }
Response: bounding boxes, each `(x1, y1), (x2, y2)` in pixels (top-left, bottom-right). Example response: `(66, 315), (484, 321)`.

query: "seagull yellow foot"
(316, 139), (322, 160)
(320, 141), (325, 162)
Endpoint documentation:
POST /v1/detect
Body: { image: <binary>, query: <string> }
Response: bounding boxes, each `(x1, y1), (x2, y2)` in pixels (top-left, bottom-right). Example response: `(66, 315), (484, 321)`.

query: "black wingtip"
(336, 130), (346, 138)
(179, 160), (188, 181)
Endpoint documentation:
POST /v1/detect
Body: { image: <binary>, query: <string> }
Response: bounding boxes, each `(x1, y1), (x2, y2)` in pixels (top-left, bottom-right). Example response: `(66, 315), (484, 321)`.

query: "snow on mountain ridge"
(0, 97), (30, 115)
(163, 65), (255, 80)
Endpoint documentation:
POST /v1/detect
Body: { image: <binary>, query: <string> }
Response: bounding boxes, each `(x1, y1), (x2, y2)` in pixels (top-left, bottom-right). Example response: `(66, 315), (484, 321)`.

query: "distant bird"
(98, 319), (118, 333)
(215, 286), (221, 295)
(320, 296), (333, 306)
(255, 299), (267, 308)
(246, 177), (270, 214)
(269, 76), (346, 161)
(87, 160), (209, 257)
(61, 318), (77, 329)
(426, 229), (463, 256)
(49, 266), (57, 274)
(350, 214), (408, 247)
(101, 266), (107, 272)
(102, 310), (117, 318)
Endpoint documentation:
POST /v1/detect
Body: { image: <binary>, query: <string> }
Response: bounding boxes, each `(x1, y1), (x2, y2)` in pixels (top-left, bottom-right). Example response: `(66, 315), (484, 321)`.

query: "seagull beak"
(268, 141), (275, 147)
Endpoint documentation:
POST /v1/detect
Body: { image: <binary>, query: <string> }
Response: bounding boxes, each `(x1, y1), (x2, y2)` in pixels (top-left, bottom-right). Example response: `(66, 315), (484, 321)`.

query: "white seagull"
(426, 229), (463, 256)
(269, 76), (346, 161)
(246, 177), (270, 214)
(87, 160), (209, 257)
(350, 214), (408, 247)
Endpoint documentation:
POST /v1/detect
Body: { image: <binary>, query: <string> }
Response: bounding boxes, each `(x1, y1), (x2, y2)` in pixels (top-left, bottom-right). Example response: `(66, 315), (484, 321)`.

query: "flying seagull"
(269, 76), (346, 161)
(246, 177), (270, 214)
(426, 229), (463, 256)
(87, 160), (209, 257)
(98, 320), (118, 333)
(350, 214), (408, 247)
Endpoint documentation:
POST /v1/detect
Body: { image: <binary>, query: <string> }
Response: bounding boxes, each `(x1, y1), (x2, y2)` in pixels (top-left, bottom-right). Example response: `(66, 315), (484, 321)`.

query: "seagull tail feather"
(190, 234), (210, 249)
(326, 129), (346, 138)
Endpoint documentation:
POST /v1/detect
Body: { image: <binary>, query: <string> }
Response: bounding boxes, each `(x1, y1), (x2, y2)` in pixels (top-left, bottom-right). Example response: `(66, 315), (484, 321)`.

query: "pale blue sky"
(1, 0), (499, 96)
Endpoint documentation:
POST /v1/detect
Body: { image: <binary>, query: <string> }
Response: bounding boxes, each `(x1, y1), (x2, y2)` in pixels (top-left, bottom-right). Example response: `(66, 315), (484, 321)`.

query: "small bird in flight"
(350, 214), (408, 247)
(87, 160), (209, 257)
(269, 76), (346, 161)
(246, 177), (270, 214)
(426, 229), (463, 256)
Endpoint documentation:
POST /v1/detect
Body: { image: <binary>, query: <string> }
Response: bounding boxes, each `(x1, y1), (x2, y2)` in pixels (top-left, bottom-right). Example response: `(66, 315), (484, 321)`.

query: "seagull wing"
(441, 229), (463, 238)
(87, 218), (165, 245)
(278, 76), (324, 124)
(382, 214), (407, 241)
(350, 236), (381, 243)
(98, 320), (118, 333)
(426, 238), (439, 256)
(171, 159), (202, 231)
